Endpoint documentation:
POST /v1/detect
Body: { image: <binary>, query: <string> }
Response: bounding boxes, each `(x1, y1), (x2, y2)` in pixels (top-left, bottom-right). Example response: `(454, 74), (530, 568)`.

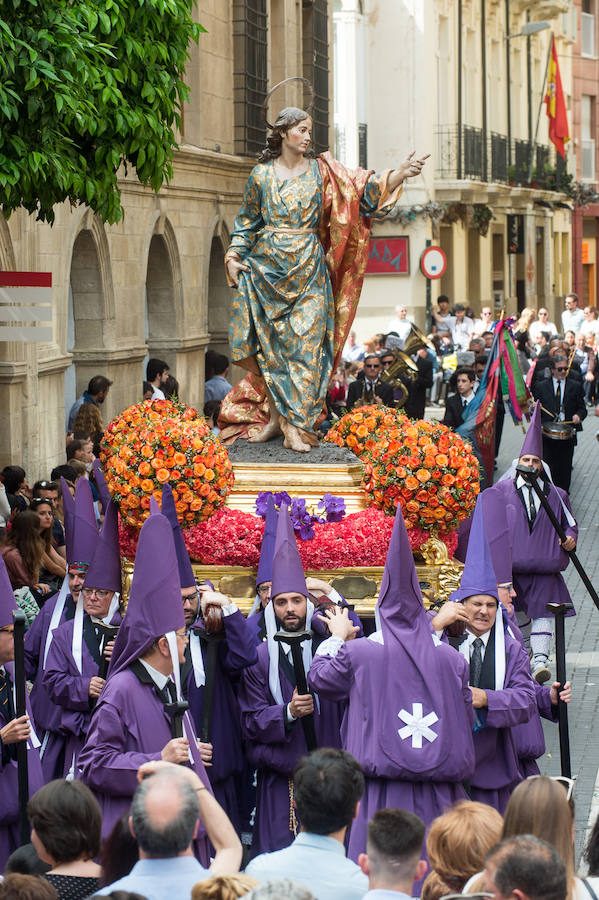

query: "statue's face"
(281, 118), (312, 155)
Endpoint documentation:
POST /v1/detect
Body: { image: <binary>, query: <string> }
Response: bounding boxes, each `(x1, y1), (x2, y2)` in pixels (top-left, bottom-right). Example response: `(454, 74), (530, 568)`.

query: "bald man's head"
(131, 770), (199, 858)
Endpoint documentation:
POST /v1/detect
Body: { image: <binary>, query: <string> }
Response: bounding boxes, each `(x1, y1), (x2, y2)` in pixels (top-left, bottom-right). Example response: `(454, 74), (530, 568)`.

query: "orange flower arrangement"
(362, 419), (480, 533)
(325, 405), (408, 456)
(100, 398), (234, 528)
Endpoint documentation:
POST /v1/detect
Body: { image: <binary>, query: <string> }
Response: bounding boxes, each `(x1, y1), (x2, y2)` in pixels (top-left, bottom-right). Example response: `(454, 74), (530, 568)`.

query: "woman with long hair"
(73, 404), (104, 457)
(465, 776), (580, 899)
(421, 801), (503, 900)
(30, 498), (67, 591)
(221, 91), (428, 452)
(514, 307), (537, 374)
(1, 509), (49, 600)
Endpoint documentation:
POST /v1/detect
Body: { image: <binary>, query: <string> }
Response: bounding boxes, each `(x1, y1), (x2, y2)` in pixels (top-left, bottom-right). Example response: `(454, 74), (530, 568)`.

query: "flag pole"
(528, 31), (554, 184)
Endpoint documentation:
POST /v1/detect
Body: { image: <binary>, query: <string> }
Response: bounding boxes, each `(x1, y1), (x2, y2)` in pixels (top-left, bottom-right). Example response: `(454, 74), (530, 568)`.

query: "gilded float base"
(225, 459), (367, 515)
(120, 538), (463, 616)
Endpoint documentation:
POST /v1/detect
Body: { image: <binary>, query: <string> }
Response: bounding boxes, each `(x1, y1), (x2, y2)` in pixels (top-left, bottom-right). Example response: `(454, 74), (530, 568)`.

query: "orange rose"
(140, 496), (151, 509)
(174, 452), (187, 467)
(138, 461), (151, 477)
(457, 467), (471, 479)
(356, 425), (368, 438)
(199, 483), (211, 497)
(156, 468), (170, 483)
(442, 474), (455, 486)
(416, 469), (430, 483)
(140, 479), (154, 493)
(204, 469), (215, 482)
(405, 476), (419, 491)
(416, 489), (429, 502)
(436, 454), (449, 467)
(175, 501), (188, 514)
(190, 498), (203, 511)
(141, 444), (153, 458)
(127, 494), (140, 508)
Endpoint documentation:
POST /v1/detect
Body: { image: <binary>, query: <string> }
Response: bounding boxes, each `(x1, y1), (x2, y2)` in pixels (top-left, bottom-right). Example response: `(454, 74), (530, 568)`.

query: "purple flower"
(317, 493), (346, 523)
(255, 491), (271, 517)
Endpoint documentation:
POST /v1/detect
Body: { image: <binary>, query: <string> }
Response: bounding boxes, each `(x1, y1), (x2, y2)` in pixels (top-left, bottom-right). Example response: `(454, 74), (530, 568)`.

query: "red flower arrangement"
(362, 419), (479, 533)
(101, 398), (234, 528)
(118, 506), (458, 567)
(325, 405), (407, 456)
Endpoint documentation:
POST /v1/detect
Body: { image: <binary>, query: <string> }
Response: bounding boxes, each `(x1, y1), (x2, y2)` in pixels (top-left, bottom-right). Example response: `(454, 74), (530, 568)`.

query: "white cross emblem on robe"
(397, 703), (439, 749)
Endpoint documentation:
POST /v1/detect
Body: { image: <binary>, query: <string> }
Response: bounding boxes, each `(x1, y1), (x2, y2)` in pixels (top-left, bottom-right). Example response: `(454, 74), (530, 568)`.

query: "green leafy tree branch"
(0, 0), (204, 224)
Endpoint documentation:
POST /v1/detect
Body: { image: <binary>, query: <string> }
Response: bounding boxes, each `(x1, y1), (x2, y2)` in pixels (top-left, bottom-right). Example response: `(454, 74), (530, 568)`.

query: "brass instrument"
(382, 323), (434, 408)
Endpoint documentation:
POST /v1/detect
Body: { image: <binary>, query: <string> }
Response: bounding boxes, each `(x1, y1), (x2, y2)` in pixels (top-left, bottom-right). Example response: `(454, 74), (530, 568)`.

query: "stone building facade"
(334, 0), (575, 340)
(0, 0), (334, 479)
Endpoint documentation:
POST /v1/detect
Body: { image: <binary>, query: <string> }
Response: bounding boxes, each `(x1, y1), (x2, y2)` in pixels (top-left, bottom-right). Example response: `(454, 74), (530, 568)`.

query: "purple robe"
(0, 663), (45, 872)
(465, 630), (536, 813)
(512, 681), (558, 778)
(492, 479), (577, 619)
(238, 640), (345, 855)
(78, 666), (212, 866)
(308, 634), (475, 862)
(42, 610), (121, 778)
(23, 592), (76, 780)
(184, 609), (257, 831)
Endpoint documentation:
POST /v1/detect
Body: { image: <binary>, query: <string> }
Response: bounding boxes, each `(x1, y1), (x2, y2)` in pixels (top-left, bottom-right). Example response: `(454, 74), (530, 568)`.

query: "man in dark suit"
(347, 353), (394, 409)
(405, 348), (434, 419)
(442, 366), (476, 429)
(532, 355), (586, 492)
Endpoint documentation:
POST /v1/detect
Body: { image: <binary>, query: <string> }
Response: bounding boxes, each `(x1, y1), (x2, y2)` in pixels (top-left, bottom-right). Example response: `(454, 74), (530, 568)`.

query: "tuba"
(382, 324), (434, 408)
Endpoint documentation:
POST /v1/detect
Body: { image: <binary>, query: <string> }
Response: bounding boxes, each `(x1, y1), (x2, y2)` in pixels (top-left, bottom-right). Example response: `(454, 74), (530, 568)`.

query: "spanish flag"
(544, 36), (569, 158)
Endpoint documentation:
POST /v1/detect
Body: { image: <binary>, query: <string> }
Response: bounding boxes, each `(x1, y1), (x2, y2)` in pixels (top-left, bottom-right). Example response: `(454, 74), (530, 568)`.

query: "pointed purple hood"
(376, 511), (476, 782)
(160, 484), (196, 589)
(520, 400), (543, 460)
(270, 503), (307, 600)
(378, 511), (426, 635)
(64, 478), (98, 569)
(0, 552), (17, 628)
(82, 500), (122, 593)
(92, 459), (112, 516)
(256, 494), (278, 587)
(108, 512), (184, 678)
(450, 496), (499, 603)
(481, 487), (512, 585)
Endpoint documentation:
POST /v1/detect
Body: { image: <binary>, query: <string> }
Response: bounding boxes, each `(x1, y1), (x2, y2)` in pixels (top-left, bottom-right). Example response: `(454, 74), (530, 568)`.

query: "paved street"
(495, 408), (599, 863)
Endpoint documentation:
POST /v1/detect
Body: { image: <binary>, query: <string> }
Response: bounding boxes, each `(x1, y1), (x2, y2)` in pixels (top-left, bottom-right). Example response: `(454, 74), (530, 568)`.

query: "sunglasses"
(554, 367), (567, 372)
(527, 774), (576, 801)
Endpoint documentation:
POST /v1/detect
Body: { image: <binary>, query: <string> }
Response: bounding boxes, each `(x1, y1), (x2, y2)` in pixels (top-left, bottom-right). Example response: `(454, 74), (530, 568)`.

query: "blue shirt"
(246, 832), (368, 900)
(96, 856), (209, 900)
(204, 375), (232, 402)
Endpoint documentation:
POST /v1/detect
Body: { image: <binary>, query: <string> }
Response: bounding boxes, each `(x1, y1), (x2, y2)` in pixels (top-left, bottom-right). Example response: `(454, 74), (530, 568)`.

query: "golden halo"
(263, 77), (314, 130)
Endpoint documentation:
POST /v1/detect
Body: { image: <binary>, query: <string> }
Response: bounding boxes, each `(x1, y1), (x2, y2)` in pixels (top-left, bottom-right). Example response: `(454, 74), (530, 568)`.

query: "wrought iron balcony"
(434, 125), (568, 192)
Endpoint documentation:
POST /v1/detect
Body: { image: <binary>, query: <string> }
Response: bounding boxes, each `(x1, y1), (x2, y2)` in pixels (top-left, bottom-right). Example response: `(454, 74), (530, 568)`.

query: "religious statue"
(220, 78), (428, 452)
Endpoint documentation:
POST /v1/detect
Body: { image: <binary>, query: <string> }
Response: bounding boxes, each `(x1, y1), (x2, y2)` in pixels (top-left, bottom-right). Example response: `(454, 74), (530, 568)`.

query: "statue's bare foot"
(280, 417), (310, 453)
(248, 417), (282, 443)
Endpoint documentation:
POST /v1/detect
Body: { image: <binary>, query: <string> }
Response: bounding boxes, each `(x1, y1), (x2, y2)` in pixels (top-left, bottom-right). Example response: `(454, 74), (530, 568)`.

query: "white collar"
(466, 629), (491, 649)
(461, 391), (474, 402)
(139, 658), (171, 691)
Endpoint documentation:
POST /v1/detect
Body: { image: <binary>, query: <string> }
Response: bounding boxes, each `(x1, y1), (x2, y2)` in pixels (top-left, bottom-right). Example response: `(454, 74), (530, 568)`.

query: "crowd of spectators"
(0, 763), (593, 900)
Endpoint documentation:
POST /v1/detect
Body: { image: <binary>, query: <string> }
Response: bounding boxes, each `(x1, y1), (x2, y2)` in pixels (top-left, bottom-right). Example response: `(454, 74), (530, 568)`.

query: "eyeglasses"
(364, 364), (380, 369)
(554, 367), (567, 372)
(527, 774), (576, 801)
(181, 590), (199, 603)
(82, 588), (112, 600)
(175, 630), (189, 641)
(258, 585), (271, 596)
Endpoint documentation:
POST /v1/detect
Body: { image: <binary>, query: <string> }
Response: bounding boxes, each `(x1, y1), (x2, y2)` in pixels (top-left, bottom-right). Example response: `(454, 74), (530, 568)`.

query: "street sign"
(420, 246), (447, 280)
(0, 271), (52, 341)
